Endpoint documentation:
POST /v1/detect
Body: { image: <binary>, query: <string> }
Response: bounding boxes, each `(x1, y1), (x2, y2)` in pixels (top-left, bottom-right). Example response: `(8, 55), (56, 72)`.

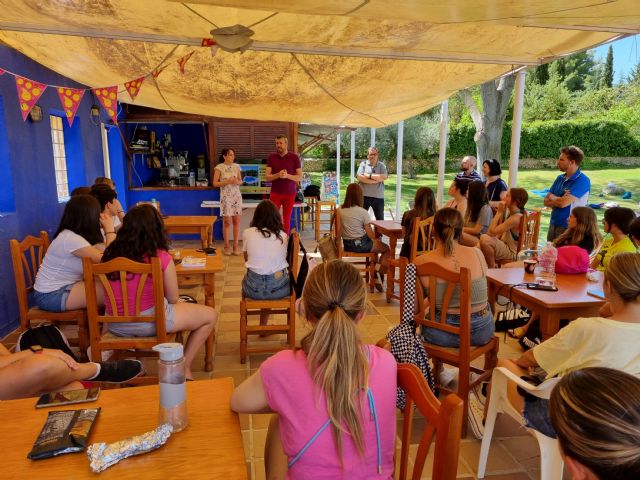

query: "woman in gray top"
(339, 183), (390, 291)
(461, 180), (493, 247)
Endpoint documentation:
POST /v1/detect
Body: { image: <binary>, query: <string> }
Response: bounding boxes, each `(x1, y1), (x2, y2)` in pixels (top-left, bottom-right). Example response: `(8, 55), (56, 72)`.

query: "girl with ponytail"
(231, 260), (397, 479)
(415, 208), (495, 347)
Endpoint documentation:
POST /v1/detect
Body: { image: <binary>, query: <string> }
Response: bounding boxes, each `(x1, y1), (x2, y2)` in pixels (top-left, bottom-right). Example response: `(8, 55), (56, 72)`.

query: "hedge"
(447, 119), (640, 159)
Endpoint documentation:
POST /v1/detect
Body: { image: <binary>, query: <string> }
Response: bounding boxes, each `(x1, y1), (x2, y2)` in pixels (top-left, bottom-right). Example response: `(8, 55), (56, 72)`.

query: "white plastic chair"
(478, 367), (563, 480)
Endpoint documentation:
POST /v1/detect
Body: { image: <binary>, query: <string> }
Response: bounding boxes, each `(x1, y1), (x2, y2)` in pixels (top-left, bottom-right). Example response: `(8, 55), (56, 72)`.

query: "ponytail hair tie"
(328, 301), (344, 310)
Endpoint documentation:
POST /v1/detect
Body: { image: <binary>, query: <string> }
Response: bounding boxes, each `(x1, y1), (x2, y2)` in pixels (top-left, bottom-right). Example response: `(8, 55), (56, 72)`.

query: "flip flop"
(233, 249), (242, 256)
(223, 247), (231, 256)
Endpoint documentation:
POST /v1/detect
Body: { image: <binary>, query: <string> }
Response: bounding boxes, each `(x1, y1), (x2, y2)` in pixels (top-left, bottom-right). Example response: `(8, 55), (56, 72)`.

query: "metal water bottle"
(153, 342), (188, 432)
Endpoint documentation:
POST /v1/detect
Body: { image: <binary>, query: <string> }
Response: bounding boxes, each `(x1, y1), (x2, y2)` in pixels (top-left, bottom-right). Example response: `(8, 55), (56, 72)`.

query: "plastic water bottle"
(153, 343), (188, 432)
(189, 171), (195, 187)
(535, 242), (558, 287)
(151, 198), (159, 211)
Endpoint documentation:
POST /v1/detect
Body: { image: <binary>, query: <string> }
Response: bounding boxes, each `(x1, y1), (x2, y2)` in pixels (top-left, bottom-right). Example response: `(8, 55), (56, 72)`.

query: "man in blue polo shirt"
(544, 145), (591, 241)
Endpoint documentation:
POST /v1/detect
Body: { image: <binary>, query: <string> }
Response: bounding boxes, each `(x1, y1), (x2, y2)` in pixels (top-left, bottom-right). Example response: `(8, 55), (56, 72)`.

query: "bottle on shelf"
(153, 342), (188, 432)
(535, 242), (558, 288)
(151, 198), (159, 211)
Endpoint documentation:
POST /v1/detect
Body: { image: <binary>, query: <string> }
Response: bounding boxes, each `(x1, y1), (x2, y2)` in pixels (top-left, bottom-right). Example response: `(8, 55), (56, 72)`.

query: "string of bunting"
(0, 38), (216, 126)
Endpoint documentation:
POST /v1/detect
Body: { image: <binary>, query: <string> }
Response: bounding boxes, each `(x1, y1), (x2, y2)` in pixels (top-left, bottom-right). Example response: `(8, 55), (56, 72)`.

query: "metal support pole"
(370, 128), (376, 147)
(437, 100), (449, 207)
(350, 130), (356, 183)
(336, 133), (341, 202)
(509, 70), (526, 188)
(395, 121), (404, 221)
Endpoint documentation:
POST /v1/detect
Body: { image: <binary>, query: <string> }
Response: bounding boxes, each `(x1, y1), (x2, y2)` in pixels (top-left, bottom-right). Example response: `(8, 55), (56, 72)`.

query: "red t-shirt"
(267, 151), (301, 196)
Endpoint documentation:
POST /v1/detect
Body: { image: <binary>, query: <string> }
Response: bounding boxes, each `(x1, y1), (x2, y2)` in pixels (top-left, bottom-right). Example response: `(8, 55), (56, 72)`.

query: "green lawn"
(308, 168), (640, 242)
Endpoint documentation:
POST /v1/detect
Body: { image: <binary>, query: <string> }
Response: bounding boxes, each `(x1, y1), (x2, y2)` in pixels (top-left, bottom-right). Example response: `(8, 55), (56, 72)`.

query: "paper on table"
(180, 256), (206, 267)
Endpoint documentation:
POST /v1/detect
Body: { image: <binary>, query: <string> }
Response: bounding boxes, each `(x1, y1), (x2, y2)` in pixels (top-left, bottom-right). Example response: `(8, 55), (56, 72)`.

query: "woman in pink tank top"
(231, 260), (397, 479)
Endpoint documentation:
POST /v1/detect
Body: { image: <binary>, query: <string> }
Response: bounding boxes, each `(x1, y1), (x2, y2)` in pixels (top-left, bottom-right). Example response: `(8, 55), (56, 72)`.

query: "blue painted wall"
(0, 46), (109, 336)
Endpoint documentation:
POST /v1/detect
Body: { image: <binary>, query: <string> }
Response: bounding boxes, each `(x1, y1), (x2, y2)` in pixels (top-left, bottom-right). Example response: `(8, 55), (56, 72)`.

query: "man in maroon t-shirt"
(266, 135), (302, 234)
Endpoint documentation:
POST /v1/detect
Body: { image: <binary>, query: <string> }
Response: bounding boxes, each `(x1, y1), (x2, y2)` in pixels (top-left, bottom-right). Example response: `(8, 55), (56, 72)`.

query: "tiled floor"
(1, 226), (554, 480)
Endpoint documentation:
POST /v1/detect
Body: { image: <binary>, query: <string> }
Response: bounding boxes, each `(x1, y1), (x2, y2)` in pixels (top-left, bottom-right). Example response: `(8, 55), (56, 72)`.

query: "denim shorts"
(108, 298), (176, 337)
(421, 305), (495, 347)
(242, 268), (290, 300)
(343, 235), (373, 253)
(522, 396), (556, 438)
(33, 284), (74, 312)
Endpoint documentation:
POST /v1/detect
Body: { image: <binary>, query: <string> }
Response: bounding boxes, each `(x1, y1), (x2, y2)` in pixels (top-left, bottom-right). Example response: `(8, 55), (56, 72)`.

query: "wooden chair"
(10, 231), (89, 360)
(497, 210), (541, 266)
(301, 196), (317, 231)
(414, 262), (499, 436)
(315, 200), (336, 241)
(387, 217), (435, 303)
(82, 256), (169, 384)
(397, 363), (464, 480)
(239, 230), (300, 364)
(334, 208), (376, 293)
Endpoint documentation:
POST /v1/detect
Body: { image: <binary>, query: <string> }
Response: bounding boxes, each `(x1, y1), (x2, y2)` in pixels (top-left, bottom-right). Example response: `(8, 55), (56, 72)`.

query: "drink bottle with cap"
(153, 342), (188, 432)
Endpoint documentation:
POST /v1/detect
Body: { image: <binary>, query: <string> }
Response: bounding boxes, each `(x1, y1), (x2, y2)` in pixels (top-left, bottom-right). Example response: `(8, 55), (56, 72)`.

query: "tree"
(459, 75), (516, 163)
(603, 45), (614, 88)
(627, 62), (640, 84)
(531, 64), (550, 85)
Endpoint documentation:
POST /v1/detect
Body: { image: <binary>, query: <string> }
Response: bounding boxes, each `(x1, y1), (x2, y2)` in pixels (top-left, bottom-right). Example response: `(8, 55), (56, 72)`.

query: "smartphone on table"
(35, 387), (100, 408)
(196, 247), (216, 256)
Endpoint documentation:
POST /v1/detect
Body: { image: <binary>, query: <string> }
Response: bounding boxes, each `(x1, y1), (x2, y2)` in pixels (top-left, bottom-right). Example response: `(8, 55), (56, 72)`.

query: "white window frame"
(49, 115), (69, 202)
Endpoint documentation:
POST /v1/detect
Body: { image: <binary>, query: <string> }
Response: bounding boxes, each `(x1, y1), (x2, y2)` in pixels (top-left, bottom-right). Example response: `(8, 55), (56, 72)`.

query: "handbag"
(316, 212), (338, 262)
(386, 262), (436, 409)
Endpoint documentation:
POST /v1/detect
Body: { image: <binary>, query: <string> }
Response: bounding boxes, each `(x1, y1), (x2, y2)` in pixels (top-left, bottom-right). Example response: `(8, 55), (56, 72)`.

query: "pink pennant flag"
(177, 51), (194, 74)
(124, 76), (145, 101)
(15, 75), (47, 121)
(92, 86), (119, 124)
(56, 87), (85, 126)
(0, 68), (5, 75)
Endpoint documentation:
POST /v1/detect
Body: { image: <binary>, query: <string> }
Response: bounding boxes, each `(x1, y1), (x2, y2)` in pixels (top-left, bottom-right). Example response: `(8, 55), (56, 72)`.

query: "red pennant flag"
(0, 68), (5, 75)
(56, 87), (85, 126)
(201, 38), (216, 47)
(151, 64), (168, 78)
(177, 51), (194, 74)
(92, 86), (118, 124)
(124, 76), (145, 101)
(15, 75), (47, 121)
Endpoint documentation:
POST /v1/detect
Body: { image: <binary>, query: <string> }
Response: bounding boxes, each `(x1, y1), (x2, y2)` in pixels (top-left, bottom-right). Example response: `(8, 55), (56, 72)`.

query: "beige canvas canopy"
(0, 1), (638, 127)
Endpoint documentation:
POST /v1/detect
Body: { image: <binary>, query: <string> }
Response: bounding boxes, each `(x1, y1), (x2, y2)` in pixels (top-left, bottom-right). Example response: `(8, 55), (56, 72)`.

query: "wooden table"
(175, 249), (224, 371)
(164, 216), (217, 249)
(486, 268), (606, 340)
(371, 220), (404, 302)
(2, 378), (247, 479)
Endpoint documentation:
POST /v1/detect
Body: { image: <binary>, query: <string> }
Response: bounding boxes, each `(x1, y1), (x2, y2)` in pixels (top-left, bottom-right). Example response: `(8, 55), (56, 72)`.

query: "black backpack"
(303, 184), (320, 200)
(18, 324), (78, 361)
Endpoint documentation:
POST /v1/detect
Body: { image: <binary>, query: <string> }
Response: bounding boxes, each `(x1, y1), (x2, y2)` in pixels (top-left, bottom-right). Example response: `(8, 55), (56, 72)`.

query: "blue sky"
(592, 35), (639, 83)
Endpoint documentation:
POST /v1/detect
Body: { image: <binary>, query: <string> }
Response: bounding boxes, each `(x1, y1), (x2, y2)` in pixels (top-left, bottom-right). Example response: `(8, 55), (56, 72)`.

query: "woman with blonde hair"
(553, 206), (602, 254)
(550, 367), (640, 480)
(471, 252), (640, 438)
(415, 208), (495, 347)
(231, 260), (397, 479)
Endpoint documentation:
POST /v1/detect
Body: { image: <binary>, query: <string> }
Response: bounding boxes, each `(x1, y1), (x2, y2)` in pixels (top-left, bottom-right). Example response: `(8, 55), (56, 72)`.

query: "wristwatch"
(30, 345), (44, 354)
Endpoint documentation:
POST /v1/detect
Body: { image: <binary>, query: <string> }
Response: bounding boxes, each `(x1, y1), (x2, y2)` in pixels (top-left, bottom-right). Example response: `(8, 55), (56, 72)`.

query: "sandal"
(223, 246), (231, 256)
(507, 326), (526, 339)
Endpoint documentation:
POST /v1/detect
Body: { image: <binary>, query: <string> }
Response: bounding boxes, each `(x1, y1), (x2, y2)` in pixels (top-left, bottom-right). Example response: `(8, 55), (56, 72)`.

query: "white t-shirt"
(34, 230), (91, 293)
(339, 206), (372, 239)
(533, 317), (640, 379)
(242, 227), (289, 275)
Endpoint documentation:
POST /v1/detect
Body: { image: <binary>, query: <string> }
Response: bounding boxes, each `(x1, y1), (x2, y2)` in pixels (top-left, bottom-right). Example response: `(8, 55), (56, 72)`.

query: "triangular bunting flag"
(201, 38), (216, 47)
(177, 51), (194, 74)
(15, 75), (47, 121)
(56, 87), (85, 126)
(92, 86), (119, 124)
(151, 64), (168, 78)
(0, 68), (5, 75)
(124, 76), (145, 101)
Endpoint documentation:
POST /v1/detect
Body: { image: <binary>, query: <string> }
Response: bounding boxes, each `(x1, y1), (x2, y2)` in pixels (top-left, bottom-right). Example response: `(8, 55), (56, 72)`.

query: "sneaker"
(471, 383), (487, 408)
(468, 393), (486, 440)
(93, 360), (144, 383)
(438, 367), (458, 386)
(374, 271), (384, 292)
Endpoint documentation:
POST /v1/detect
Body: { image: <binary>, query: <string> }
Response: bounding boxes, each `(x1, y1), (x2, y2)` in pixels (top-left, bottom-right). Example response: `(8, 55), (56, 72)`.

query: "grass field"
(309, 168), (640, 242)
